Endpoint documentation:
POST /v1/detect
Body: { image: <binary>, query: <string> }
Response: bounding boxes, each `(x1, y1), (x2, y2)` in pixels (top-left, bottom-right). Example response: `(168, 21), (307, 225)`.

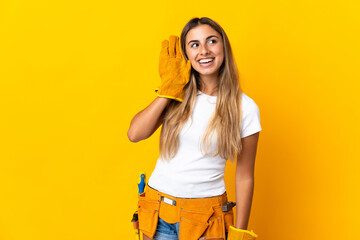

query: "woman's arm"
(127, 97), (171, 142)
(234, 132), (260, 229)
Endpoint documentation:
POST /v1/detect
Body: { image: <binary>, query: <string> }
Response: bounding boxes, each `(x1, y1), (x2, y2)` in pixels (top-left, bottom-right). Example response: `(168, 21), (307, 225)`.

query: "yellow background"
(1, 0), (359, 239)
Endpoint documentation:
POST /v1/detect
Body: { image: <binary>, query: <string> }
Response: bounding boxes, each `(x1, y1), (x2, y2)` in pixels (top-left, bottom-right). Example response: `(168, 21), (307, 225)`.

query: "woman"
(128, 17), (261, 240)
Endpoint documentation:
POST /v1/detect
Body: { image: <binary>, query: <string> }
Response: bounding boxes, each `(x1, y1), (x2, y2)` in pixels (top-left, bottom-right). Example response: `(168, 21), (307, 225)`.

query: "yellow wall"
(1, 0), (359, 239)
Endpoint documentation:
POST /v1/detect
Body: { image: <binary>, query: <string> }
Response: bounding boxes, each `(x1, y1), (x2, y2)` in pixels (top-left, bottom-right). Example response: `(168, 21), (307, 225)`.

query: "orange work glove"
(154, 35), (192, 102)
(227, 225), (258, 240)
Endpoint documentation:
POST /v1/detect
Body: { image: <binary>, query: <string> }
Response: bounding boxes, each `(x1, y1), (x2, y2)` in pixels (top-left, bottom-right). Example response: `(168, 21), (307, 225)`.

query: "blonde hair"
(159, 17), (243, 163)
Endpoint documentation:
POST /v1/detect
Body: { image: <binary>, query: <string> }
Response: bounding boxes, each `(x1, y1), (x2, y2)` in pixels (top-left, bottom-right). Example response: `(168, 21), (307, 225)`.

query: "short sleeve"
(240, 96), (262, 138)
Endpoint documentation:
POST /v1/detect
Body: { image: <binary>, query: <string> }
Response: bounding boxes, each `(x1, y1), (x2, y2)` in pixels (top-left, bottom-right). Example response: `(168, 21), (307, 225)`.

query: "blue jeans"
(152, 217), (229, 240)
(152, 217), (180, 240)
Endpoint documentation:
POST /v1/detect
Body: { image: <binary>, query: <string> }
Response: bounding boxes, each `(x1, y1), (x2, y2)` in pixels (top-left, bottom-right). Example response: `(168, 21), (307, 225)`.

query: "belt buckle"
(161, 196), (176, 206)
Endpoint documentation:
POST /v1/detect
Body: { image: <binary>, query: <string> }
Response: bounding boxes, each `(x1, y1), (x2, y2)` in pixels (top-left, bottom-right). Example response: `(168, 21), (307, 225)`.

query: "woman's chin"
(197, 69), (219, 77)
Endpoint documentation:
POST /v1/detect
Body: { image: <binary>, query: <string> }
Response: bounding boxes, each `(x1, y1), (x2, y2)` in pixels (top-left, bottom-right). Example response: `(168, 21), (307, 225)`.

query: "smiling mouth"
(198, 58), (215, 67)
(198, 58), (215, 64)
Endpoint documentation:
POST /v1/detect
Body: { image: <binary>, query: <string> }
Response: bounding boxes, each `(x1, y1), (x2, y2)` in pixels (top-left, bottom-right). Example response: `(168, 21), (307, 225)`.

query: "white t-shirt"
(147, 90), (262, 198)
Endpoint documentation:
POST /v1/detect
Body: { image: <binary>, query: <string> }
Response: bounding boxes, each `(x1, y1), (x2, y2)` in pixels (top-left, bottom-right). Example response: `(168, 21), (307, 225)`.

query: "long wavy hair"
(159, 17), (243, 163)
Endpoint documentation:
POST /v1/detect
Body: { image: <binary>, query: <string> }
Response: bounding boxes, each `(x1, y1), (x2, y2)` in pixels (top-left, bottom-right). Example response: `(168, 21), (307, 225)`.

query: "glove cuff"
(228, 225), (258, 240)
(154, 87), (184, 102)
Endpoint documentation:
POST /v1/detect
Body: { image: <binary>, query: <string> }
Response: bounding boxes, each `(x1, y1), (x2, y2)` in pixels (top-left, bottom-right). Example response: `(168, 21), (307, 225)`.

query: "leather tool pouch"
(137, 187), (234, 240)
(137, 191), (160, 239)
(199, 204), (234, 240)
(178, 203), (234, 240)
(179, 208), (213, 240)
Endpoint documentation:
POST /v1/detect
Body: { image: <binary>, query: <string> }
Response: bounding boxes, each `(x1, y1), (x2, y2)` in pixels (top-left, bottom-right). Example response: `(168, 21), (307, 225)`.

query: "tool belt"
(137, 184), (234, 240)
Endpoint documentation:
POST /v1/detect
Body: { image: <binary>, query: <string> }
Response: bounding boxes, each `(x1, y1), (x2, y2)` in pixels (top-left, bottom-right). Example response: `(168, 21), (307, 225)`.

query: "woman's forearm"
(127, 97), (170, 142)
(235, 179), (254, 229)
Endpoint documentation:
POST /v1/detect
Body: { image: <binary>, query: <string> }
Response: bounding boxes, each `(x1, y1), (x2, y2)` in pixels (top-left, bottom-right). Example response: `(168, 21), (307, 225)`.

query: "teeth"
(199, 58), (214, 63)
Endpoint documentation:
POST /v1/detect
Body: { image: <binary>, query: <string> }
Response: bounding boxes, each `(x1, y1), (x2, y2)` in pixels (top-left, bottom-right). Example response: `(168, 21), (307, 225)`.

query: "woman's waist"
(145, 183), (228, 209)
(147, 177), (226, 197)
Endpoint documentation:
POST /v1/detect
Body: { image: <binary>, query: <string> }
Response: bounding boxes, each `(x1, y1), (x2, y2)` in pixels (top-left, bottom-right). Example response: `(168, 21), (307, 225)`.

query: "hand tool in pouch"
(131, 172), (146, 240)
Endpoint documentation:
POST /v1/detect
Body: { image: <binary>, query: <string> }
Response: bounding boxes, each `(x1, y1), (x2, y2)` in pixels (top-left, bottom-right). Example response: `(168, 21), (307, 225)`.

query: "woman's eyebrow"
(187, 35), (219, 45)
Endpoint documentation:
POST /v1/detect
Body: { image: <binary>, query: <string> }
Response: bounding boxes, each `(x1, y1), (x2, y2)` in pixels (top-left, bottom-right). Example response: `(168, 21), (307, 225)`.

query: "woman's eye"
(191, 39), (216, 48)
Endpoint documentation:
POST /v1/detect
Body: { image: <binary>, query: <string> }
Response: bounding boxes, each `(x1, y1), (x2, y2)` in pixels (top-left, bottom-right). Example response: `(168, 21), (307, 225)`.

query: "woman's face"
(185, 24), (224, 79)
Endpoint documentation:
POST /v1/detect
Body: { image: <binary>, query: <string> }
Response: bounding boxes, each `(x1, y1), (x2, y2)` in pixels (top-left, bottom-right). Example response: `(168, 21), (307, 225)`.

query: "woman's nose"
(200, 44), (210, 55)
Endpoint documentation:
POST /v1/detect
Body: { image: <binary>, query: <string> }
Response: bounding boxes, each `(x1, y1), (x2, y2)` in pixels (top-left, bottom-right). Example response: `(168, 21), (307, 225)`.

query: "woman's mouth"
(198, 58), (215, 67)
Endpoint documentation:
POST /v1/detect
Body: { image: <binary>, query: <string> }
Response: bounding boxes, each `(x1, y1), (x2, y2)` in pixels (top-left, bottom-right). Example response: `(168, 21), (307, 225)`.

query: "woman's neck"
(199, 74), (219, 96)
